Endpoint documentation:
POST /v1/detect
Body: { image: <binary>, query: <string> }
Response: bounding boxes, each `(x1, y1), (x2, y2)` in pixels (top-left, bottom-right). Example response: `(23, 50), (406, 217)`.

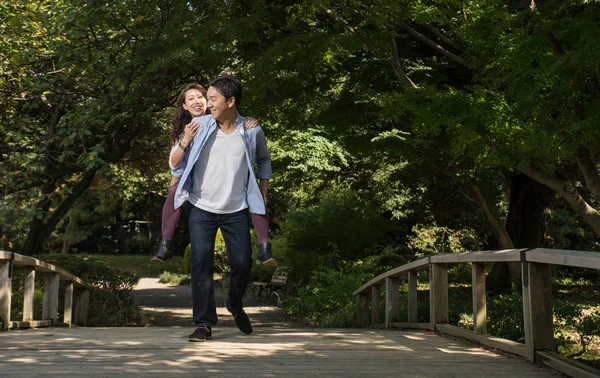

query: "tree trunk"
(21, 169), (98, 256)
(487, 174), (554, 293)
(471, 184), (514, 249)
(21, 182), (55, 255)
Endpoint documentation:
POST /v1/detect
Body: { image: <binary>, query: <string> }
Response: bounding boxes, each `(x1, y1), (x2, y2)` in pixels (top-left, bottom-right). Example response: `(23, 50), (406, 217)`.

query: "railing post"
(42, 273), (60, 324)
(522, 261), (554, 361)
(23, 267), (35, 322)
(472, 262), (487, 335)
(430, 263), (448, 329)
(73, 289), (90, 326)
(408, 271), (418, 323)
(371, 285), (380, 326)
(63, 281), (74, 327)
(385, 277), (399, 328)
(0, 260), (11, 330)
(356, 293), (369, 327)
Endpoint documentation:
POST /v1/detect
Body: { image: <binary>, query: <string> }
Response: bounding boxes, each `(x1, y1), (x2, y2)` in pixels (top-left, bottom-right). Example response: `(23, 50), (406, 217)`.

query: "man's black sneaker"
(151, 240), (175, 263)
(189, 326), (212, 342)
(226, 300), (253, 335)
(256, 242), (278, 266)
(233, 311), (253, 335)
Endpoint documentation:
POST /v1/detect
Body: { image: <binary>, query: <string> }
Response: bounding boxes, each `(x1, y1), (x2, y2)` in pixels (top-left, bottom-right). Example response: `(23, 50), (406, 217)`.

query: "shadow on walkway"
(132, 278), (296, 328)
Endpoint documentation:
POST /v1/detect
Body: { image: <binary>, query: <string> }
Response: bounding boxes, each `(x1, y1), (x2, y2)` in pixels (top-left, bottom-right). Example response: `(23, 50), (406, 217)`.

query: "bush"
(39, 254), (141, 326)
(283, 256), (389, 327)
(554, 300), (600, 360)
(487, 291), (524, 342)
(283, 188), (393, 284)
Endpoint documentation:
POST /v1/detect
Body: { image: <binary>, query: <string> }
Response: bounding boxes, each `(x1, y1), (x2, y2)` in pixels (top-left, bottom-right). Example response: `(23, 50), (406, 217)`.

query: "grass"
(158, 271), (191, 285)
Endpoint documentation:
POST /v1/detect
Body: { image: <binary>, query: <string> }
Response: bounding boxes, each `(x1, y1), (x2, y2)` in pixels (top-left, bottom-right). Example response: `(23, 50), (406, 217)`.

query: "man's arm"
(259, 179), (269, 206)
(254, 127), (272, 206)
(254, 127), (273, 179)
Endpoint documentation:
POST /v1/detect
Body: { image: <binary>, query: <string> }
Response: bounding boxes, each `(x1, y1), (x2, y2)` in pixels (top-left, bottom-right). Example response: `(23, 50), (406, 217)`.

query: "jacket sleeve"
(169, 142), (190, 178)
(254, 127), (273, 180)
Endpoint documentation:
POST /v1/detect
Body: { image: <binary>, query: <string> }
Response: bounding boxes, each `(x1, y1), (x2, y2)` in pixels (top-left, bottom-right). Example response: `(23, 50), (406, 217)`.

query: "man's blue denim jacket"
(172, 114), (272, 215)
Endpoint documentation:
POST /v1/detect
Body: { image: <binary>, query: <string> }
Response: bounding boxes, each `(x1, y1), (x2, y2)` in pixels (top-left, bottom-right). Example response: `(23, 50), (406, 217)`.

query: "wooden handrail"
(0, 251), (91, 331)
(354, 248), (600, 378)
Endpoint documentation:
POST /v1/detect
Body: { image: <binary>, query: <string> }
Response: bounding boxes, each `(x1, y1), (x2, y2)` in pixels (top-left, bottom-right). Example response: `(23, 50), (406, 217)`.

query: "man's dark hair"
(209, 75), (242, 109)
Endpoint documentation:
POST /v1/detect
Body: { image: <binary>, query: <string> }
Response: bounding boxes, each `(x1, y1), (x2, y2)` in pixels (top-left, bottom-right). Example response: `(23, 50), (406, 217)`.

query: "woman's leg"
(152, 177), (181, 263)
(251, 212), (269, 245)
(251, 212), (277, 266)
(161, 179), (181, 241)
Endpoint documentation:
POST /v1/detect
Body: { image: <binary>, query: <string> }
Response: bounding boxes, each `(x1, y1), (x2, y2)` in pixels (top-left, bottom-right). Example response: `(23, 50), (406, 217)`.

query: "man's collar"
(235, 112), (246, 127)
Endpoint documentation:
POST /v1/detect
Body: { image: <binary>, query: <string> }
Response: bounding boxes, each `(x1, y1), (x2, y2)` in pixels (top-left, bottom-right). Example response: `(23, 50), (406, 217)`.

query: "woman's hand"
(246, 117), (260, 130)
(181, 121), (199, 147)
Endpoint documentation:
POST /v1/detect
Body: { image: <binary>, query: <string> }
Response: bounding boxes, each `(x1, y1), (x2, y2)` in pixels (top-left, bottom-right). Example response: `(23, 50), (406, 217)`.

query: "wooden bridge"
(1, 249), (599, 377)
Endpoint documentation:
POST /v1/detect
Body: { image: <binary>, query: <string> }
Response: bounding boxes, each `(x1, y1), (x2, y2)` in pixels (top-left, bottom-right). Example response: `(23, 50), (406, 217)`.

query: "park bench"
(245, 265), (288, 306)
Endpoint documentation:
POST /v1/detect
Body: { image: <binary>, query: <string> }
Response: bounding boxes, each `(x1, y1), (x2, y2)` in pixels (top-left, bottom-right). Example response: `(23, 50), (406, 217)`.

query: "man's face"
(182, 89), (206, 117)
(207, 86), (234, 120)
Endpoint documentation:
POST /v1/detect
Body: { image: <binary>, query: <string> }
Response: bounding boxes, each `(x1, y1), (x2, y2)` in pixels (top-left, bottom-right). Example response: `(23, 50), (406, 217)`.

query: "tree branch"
(576, 145), (600, 199)
(395, 21), (471, 68)
(519, 164), (600, 236)
(324, 8), (419, 89)
(422, 23), (465, 54)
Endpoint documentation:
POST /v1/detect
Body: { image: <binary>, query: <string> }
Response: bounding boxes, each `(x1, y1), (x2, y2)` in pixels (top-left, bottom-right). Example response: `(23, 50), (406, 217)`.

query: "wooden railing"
(0, 251), (90, 330)
(354, 248), (600, 378)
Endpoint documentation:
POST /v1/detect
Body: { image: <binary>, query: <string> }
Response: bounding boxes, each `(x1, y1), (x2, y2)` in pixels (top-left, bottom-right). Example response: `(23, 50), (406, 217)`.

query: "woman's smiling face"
(182, 88), (207, 117)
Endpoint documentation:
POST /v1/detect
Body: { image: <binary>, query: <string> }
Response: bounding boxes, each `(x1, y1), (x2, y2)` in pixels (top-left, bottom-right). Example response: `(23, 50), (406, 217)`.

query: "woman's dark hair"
(172, 83), (207, 144)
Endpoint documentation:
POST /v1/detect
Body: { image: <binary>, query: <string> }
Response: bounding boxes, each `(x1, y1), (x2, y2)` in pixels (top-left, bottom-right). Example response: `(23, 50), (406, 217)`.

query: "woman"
(151, 83), (277, 265)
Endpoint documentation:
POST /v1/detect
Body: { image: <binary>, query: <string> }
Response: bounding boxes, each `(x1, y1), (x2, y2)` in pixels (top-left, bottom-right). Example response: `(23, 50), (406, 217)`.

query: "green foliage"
(214, 229), (230, 274)
(158, 272), (191, 286)
(554, 300), (600, 359)
(10, 269), (44, 321)
(487, 291), (525, 342)
(40, 254), (141, 326)
(408, 223), (484, 257)
(283, 257), (387, 327)
(183, 244), (192, 274)
(282, 188), (394, 283)
(182, 229), (230, 275)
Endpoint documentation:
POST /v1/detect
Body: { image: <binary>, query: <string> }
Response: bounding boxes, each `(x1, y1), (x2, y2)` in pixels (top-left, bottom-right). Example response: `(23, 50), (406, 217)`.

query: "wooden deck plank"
(0, 327), (559, 377)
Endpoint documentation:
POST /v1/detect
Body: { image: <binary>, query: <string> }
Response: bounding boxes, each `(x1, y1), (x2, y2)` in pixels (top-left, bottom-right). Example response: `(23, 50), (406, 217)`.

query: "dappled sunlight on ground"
(0, 328), (558, 377)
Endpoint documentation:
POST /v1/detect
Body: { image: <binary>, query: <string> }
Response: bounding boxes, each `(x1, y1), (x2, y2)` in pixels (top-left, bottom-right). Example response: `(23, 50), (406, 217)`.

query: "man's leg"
(188, 206), (219, 327)
(219, 208), (253, 329)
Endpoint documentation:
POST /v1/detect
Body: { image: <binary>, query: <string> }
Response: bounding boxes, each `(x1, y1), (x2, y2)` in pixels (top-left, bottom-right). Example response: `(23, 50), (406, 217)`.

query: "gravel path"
(132, 277), (296, 328)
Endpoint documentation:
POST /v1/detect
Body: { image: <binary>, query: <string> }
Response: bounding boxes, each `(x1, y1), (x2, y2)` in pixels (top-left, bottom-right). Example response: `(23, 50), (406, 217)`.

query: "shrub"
(554, 300), (600, 359)
(282, 188), (393, 284)
(283, 256), (389, 327)
(487, 291), (524, 342)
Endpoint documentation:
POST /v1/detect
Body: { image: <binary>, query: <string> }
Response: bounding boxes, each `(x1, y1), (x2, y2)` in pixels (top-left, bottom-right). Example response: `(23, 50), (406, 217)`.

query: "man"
(173, 75), (272, 341)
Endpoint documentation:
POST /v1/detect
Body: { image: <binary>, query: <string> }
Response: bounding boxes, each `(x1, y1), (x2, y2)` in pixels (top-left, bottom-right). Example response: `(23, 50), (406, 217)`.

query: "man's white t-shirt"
(189, 128), (249, 214)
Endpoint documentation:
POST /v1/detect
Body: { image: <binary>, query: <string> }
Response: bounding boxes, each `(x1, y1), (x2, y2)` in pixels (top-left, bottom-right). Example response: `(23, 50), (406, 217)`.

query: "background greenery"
(1, 0), (599, 368)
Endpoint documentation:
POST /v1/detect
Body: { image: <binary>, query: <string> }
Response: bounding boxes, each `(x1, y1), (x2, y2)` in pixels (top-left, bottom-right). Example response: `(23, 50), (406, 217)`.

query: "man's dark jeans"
(188, 205), (252, 327)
